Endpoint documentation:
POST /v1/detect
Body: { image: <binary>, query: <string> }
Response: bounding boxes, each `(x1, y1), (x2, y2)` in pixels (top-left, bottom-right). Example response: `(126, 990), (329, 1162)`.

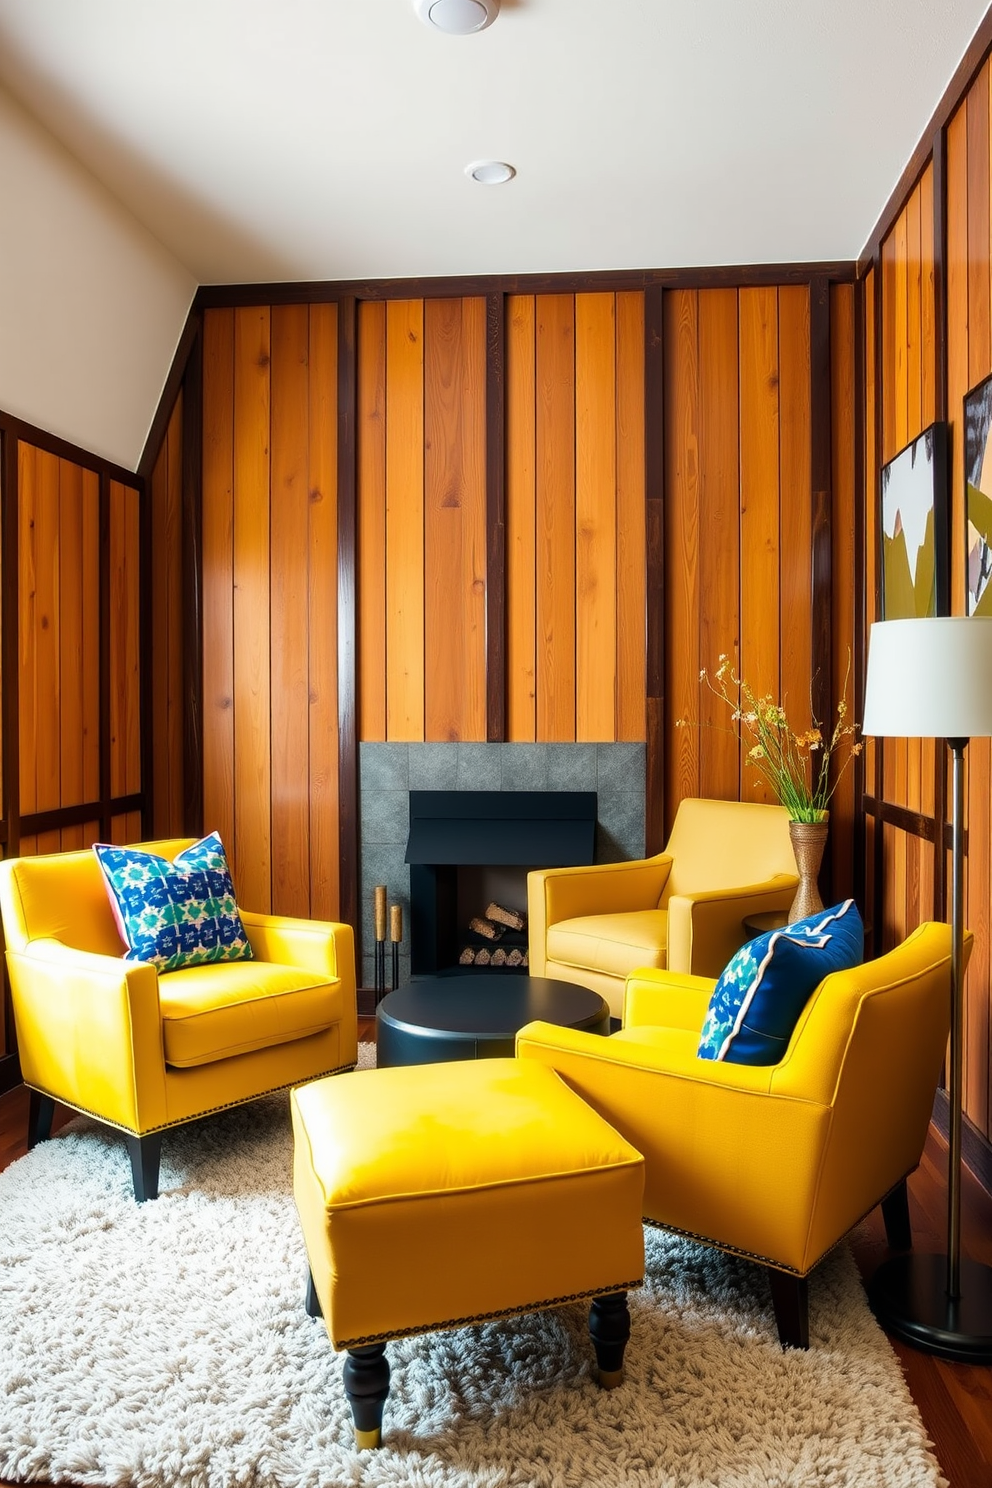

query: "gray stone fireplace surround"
(359, 742), (646, 991)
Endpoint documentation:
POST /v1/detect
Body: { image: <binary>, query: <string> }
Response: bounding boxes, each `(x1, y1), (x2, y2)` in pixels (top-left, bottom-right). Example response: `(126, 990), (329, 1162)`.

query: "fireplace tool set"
(373, 885), (402, 1006)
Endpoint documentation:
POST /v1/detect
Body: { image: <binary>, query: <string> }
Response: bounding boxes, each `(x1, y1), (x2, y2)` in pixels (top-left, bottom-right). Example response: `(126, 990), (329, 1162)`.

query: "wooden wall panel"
(307, 302), (341, 921)
(575, 292), (618, 741)
(385, 300), (425, 742)
(661, 284), (850, 856)
(536, 294), (577, 741)
(506, 295), (537, 740)
(830, 283), (857, 904)
(200, 303), (342, 921)
(109, 481), (141, 813)
(504, 291), (646, 744)
(270, 303), (311, 916)
(150, 396), (185, 838)
(868, 63), (992, 1146)
(615, 292), (647, 741)
(202, 309), (236, 856)
(232, 306), (272, 911)
(357, 301), (387, 742)
(17, 446), (116, 851)
(664, 290), (700, 808)
(424, 296), (487, 741)
(696, 289), (740, 802)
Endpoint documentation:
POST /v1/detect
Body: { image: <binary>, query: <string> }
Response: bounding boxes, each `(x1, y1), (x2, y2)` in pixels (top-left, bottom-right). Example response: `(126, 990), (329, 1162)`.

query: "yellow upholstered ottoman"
(291, 1056), (645, 1448)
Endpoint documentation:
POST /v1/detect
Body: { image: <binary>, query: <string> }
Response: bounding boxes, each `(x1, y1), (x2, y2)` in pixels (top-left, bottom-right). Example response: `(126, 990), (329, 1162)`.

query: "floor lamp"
(863, 616), (992, 1363)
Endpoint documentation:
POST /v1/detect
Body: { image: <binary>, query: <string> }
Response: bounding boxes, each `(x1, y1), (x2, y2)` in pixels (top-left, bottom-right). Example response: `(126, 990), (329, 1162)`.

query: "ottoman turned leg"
(588, 1291), (631, 1388)
(343, 1343), (391, 1450)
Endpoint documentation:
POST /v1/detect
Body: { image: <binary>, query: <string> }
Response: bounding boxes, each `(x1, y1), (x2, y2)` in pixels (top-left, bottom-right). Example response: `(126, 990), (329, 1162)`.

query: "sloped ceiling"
(0, 0), (988, 286)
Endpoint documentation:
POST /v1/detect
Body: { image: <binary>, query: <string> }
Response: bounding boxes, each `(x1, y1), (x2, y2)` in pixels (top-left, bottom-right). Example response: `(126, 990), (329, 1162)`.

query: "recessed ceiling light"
(413, 0), (499, 34)
(465, 160), (515, 185)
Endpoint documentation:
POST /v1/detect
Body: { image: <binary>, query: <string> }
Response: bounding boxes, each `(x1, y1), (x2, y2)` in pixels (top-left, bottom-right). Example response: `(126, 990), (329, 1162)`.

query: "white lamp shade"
(863, 617), (992, 739)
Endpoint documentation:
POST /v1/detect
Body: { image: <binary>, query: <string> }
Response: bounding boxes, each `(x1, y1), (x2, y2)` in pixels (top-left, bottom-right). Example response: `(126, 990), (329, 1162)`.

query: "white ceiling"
(0, 0), (987, 288)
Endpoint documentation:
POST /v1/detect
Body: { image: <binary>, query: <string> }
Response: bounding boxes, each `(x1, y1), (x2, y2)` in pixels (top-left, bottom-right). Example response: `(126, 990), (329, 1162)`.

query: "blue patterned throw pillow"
(697, 899), (863, 1066)
(94, 832), (253, 973)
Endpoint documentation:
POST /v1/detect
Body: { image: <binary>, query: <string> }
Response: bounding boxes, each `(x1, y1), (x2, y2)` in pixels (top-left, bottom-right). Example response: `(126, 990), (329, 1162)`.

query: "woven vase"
(788, 817), (829, 923)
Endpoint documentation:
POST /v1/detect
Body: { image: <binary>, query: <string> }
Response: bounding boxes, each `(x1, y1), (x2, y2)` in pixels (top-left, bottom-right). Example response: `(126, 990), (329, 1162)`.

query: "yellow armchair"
(528, 797), (799, 1017)
(0, 838), (358, 1201)
(517, 922), (965, 1348)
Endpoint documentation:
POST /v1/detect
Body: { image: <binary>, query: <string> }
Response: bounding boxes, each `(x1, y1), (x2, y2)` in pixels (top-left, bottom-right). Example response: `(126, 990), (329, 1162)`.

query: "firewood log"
(469, 916), (503, 940)
(485, 901), (526, 931)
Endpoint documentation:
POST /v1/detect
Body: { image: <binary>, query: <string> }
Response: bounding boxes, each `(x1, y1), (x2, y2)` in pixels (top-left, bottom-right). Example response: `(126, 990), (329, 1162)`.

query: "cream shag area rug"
(0, 1047), (945, 1488)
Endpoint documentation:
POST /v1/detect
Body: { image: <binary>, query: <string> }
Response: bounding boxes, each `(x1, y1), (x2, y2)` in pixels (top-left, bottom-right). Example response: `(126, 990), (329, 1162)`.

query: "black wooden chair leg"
(768, 1268), (809, 1350)
(343, 1343), (390, 1450)
(588, 1290), (631, 1388)
(27, 1091), (55, 1149)
(305, 1270), (323, 1319)
(880, 1177), (913, 1252)
(125, 1132), (162, 1202)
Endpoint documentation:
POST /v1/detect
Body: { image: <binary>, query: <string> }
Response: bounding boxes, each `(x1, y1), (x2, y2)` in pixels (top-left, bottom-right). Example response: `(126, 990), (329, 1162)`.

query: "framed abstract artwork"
(879, 421), (948, 619)
(965, 372), (992, 615)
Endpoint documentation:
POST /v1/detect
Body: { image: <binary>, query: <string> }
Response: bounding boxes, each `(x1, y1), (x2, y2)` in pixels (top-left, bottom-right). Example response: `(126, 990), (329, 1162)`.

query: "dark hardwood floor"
(1, 1020), (990, 1488)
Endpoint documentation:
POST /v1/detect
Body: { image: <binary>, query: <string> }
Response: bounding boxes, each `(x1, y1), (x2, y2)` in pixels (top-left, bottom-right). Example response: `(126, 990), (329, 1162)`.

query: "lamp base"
(867, 1252), (992, 1363)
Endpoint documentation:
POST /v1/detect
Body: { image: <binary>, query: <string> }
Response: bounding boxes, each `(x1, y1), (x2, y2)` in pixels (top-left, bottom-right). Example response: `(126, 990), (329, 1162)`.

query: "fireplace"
(405, 789), (597, 976)
(358, 741), (646, 992)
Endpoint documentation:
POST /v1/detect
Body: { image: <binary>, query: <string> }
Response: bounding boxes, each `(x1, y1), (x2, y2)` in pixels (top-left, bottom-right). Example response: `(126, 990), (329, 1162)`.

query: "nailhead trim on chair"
(335, 1278), (645, 1350)
(24, 1059), (358, 1137)
(643, 1171), (917, 1279)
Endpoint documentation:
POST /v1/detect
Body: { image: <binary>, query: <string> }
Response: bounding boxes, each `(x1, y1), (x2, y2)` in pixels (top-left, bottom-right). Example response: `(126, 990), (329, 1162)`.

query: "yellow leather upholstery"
(528, 797), (799, 1017)
(517, 922), (965, 1344)
(0, 839), (358, 1163)
(292, 1057), (645, 1350)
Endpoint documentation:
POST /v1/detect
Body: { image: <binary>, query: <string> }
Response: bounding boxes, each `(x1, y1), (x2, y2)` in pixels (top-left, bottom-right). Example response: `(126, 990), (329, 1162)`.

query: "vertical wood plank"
(385, 299), (425, 742)
(270, 303), (311, 917)
(969, 62), (992, 388)
(615, 290), (646, 743)
(535, 293), (576, 741)
(906, 184), (923, 442)
(108, 481), (126, 801)
(164, 400), (184, 830)
(123, 483), (141, 800)
(17, 444), (37, 821)
(947, 103), (970, 619)
(309, 301), (340, 920)
(739, 286), (780, 803)
(202, 309), (236, 856)
(830, 283), (857, 901)
(485, 290), (506, 743)
(506, 295), (537, 741)
(778, 286), (813, 735)
(81, 469), (100, 808)
(335, 295), (359, 937)
(575, 291), (617, 742)
(58, 462), (84, 841)
(893, 204), (910, 454)
(697, 288), (740, 799)
(424, 297), (487, 742)
(644, 285), (666, 848)
(357, 300), (387, 743)
(232, 305), (272, 911)
(881, 231), (897, 464)
(151, 403), (184, 836)
(863, 267), (879, 845)
(664, 288), (700, 807)
(921, 163), (937, 429)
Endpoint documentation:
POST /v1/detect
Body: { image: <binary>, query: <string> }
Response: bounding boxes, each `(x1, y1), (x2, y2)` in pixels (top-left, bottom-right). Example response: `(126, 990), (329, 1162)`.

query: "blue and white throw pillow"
(94, 832), (254, 973)
(697, 899), (864, 1066)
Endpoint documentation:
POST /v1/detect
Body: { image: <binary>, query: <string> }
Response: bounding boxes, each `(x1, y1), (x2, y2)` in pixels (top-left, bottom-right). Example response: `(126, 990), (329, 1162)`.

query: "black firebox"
(405, 790), (597, 976)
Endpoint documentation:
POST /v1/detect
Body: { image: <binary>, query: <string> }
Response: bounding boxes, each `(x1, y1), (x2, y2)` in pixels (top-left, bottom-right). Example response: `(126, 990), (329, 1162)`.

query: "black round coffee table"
(376, 975), (611, 1067)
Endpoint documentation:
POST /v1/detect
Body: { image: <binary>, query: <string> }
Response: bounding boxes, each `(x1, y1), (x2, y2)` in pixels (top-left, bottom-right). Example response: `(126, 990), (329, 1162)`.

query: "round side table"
(376, 974), (610, 1067)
